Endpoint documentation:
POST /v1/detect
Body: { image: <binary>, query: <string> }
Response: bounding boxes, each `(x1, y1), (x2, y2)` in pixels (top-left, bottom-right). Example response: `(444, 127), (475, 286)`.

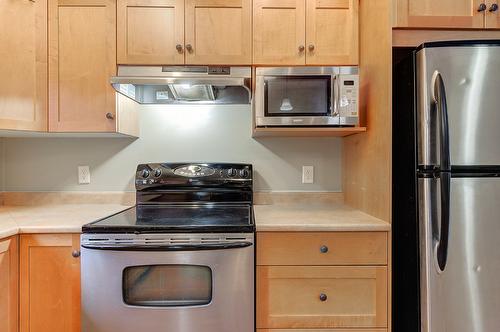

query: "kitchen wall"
(1, 104), (342, 192)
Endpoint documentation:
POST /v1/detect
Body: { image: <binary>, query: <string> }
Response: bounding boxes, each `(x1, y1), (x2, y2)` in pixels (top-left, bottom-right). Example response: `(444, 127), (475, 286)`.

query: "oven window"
(123, 265), (212, 307)
(264, 75), (331, 116)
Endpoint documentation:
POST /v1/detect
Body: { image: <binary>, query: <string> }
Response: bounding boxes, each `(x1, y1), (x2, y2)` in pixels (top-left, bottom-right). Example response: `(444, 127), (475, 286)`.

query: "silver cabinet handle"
(105, 112), (114, 120)
(478, 3), (487, 11)
(72, 250), (81, 258)
(176, 44), (183, 52)
(490, 3), (499, 11)
(186, 44), (193, 52)
(298, 45), (305, 52)
(308, 44), (315, 51)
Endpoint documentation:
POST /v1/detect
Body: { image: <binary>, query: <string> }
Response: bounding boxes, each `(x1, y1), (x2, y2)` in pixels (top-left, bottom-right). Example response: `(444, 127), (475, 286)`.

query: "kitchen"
(0, 1), (498, 332)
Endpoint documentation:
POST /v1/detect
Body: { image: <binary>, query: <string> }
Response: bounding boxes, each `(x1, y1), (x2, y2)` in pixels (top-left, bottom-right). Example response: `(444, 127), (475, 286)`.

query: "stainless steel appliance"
(393, 40), (500, 332)
(81, 163), (254, 332)
(111, 66), (252, 104)
(254, 66), (359, 127)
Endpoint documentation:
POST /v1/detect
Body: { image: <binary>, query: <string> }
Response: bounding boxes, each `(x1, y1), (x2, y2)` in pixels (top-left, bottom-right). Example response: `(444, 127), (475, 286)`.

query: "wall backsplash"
(1, 105), (342, 192)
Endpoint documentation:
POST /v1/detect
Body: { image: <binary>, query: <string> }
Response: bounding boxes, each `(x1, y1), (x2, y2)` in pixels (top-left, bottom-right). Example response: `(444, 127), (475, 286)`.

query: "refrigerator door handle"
(435, 172), (451, 272)
(432, 71), (451, 171)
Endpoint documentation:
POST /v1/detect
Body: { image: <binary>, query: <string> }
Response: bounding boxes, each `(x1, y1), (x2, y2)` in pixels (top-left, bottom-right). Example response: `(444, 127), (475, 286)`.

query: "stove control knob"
(154, 168), (162, 177)
(141, 169), (150, 178)
(239, 169), (249, 178)
(227, 168), (236, 177)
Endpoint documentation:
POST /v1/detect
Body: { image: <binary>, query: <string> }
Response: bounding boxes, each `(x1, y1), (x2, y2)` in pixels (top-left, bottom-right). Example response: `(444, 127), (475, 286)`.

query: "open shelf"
(252, 127), (367, 138)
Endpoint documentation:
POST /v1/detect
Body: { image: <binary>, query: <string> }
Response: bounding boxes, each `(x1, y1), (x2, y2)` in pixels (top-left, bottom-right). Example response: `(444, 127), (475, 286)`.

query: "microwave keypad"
(339, 81), (358, 117)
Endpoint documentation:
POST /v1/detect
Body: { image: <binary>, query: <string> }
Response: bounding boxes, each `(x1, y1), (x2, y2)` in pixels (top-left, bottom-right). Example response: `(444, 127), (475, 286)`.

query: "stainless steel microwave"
(254, 67), (359, 127)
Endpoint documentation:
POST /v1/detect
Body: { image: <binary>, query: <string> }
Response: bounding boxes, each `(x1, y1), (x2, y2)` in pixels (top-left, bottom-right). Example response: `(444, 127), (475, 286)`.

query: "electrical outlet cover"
(302, 166), (314, 184)
(78, 166), (91, 184)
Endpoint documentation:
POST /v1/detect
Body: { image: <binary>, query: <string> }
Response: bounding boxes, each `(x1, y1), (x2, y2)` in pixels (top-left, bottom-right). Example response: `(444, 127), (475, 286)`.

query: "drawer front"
(256, 266), (388, 329)
(257, 232), (387, 266)
(257, 329), (387, 332)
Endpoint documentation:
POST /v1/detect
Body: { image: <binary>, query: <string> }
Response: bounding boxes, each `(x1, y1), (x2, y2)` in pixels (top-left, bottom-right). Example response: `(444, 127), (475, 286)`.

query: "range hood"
(111, 66), (251, 104)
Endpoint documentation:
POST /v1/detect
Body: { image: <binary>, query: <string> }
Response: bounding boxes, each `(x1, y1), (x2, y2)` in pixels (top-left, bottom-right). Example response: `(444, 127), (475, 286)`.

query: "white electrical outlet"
(302, 166), (314, 184)
(78, 166), (91, 184)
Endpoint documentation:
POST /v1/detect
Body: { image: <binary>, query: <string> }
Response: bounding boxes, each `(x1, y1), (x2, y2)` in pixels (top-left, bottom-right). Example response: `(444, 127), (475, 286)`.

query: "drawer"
(257, 330), (387, 332)
(256, 232), (387, 266)
(256, 266), (388, 329)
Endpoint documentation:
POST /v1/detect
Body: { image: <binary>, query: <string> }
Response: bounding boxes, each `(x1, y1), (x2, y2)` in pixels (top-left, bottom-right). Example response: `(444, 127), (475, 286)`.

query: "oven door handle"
(81, 241), (254, 251)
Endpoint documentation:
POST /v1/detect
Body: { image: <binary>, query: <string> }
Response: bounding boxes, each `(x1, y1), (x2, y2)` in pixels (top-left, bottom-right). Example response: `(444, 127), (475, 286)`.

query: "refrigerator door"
(416, 43), (500, 167)
(419, 176), (500, 332)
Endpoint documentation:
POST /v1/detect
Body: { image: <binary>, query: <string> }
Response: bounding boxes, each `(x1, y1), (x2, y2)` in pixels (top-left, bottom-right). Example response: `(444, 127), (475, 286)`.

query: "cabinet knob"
(308, 44), (315, 51)
(105, 112), (114, 120)
(176, 44), (183, 52)
(298, 45), (305, 52)
(320, 245), (329, 253)
(490, 3), (499, 11)
(186, 44), (193, 52)
(319, 293), (328, 302)
(72, 250), (81, 258)
(478, 3), (487, 11)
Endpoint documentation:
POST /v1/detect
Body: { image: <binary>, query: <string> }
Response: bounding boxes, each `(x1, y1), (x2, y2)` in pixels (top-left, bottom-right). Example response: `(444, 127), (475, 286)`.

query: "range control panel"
(135, 163), (252, 189)
(336, 74), (359, 118)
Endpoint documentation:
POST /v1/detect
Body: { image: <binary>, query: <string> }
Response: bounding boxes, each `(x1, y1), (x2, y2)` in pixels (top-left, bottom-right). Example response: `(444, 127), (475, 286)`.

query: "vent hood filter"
(168, 84), (215, 101)
(111, 66), (251, 105)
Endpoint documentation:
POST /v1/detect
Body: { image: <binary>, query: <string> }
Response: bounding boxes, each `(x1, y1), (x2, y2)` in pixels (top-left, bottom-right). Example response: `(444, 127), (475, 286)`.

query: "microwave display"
(264, 76), (331, 116)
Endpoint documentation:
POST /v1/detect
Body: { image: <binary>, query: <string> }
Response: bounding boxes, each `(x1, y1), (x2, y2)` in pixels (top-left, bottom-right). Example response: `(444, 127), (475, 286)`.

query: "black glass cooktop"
(82, 204), (254, 233)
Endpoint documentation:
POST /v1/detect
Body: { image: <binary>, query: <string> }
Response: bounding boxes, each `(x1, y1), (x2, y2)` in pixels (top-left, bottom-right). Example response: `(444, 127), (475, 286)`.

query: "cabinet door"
(117, 0), (184, 65)
(20, 234), (80, 332)
(0, 0), (47, 131)
(0, 236), (18, 332)
(48, 0), (117, 132)
(395, 0), (484, 28)
(185, 0), (252, 64)
(305, 0), (358, 65)
(486, 1), (500, 28)
(257, 266), (388, 329)
(253, 0), (306, 65)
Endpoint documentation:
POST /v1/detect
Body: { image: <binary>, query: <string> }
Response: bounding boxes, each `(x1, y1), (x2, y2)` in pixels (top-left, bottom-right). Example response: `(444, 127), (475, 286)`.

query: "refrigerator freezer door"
(419, 176), (500, 332)
(416, 45), (500, 167)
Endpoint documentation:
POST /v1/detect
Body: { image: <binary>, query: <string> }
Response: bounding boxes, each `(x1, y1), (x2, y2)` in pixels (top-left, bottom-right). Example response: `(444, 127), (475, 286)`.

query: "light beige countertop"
(254, 203), (391, 232)
(0, 204), (132, 239)
(0, 199), (391, 240)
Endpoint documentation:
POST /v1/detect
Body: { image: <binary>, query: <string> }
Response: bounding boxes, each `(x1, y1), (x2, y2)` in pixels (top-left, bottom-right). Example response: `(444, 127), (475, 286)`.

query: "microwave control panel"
(336, 75), (359, 118)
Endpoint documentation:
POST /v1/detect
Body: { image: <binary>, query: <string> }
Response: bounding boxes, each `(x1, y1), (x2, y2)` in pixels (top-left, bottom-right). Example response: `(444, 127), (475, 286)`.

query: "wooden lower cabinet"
(0, 236), (19, 332)
(257, 266), (387, 329)
(256, 231), (389, 331)
(257, 329), (387, 332)
(20, 234), (81, 332)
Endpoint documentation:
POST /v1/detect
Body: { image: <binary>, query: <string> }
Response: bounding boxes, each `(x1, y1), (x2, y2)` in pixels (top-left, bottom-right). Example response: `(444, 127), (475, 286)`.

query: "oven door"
(81, 233), (254, 332)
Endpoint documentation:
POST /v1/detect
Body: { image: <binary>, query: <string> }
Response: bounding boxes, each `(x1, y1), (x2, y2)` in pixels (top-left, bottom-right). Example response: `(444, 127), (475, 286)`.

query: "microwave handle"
(332, 75), (340, 117)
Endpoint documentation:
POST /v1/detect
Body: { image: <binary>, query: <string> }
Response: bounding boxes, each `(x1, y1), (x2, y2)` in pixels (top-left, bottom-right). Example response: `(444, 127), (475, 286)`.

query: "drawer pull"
(319, 293), (328, 302)
(320, 245), (329, 253)
(72, 250), (81, 258)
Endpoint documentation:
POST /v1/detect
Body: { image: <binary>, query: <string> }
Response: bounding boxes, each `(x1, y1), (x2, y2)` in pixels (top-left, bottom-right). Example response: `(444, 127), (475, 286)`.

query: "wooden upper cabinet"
(253, 0), (306, 65)
(185, 0), (252, 64)
(486, 1), (500, 28)
(306, 0), (359, 65)
(0, 0), (47, 131)
(395, 0), (484, 28)
(117, 0), (184, 65)
(0, 236), (18, 332)
(20, 234), (81, 332)
(48, 0), (117, 132)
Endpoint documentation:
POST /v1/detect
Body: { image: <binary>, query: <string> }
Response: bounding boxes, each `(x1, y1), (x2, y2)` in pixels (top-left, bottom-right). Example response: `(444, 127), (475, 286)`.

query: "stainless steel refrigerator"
(393, 40), (500, 332)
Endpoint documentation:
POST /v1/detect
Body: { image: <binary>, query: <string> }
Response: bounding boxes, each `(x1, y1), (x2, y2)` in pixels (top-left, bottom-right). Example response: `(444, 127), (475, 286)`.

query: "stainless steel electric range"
(80, 163), (254, 332)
